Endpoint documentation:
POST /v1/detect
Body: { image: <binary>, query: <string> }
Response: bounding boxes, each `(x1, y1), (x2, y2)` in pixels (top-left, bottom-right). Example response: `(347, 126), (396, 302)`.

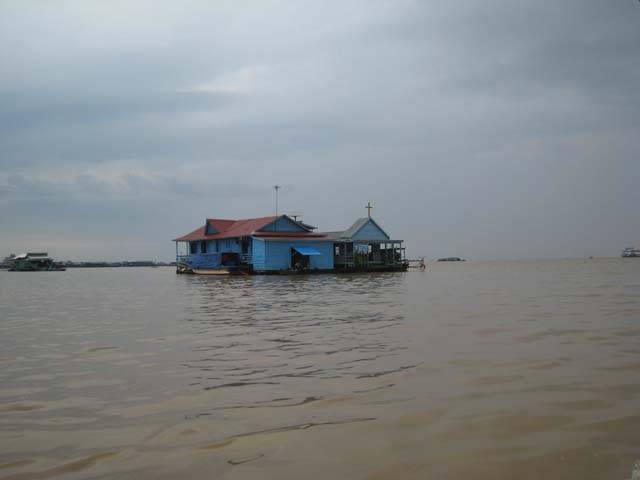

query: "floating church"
(173, 209), (407, 275)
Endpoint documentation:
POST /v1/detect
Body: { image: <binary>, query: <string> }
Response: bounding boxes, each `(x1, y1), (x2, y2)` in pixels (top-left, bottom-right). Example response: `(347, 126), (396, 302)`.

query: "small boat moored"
(437, 257), (466, 262)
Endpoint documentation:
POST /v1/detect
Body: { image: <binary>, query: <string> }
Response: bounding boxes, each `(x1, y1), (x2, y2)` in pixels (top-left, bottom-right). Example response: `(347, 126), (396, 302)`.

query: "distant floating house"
(9, 253), (66, 272)
(173, 212), (407, 274)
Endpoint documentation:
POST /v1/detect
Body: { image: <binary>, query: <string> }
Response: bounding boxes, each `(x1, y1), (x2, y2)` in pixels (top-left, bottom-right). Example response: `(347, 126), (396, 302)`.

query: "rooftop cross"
(365, 201), (373, 218)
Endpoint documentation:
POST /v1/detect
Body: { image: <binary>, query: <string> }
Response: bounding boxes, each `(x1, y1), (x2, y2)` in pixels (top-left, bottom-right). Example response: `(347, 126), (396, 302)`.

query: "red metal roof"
(174, 225), (207, 242)
(173, 216), (329, 242)
(253, 231), (326, 238)
(257, 236), (329, 242)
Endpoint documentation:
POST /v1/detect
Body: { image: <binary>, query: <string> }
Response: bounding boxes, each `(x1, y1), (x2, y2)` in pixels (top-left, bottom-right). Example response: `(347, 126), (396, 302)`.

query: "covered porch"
(174, 240), (253, 274)
(333, 240), (406, 271)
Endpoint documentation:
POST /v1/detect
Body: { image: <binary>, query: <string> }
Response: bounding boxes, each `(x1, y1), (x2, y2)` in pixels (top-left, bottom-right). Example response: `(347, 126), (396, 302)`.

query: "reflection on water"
(1, 259), (640, 479)
(180, 274), (414, 418)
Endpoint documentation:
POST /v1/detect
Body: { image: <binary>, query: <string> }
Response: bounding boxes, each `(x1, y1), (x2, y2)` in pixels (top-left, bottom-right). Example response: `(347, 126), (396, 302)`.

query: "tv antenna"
(274, 185), (281, 217)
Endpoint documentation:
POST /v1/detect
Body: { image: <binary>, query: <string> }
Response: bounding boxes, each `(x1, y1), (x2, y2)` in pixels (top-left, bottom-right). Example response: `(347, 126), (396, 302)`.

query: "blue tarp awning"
(293, 246), (322, 256)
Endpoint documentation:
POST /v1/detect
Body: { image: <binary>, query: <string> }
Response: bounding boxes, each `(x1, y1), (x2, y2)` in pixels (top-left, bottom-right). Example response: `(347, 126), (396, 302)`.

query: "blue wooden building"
(174, 215), (334, 274)
(324, 217), (406, 271)
(174, 212), (406, 274)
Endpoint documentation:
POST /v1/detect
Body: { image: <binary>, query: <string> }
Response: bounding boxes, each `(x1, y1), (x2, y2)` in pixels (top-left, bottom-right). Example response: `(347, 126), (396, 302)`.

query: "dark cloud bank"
(1, 0), (638, 261)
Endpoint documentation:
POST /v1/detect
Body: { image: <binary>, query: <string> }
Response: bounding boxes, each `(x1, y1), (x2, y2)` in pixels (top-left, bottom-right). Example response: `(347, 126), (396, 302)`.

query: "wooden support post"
(343, 242), (346, 267)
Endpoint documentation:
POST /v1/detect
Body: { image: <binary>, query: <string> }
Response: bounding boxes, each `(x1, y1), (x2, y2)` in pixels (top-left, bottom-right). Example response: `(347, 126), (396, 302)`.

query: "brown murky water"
(1, 259), (640, 479)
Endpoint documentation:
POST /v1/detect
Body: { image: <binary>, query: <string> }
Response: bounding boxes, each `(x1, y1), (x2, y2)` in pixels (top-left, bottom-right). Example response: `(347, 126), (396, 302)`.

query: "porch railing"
(334, 255), (354, 265)
(178, 253), (253, 265)
(334, 252), (406, 266)
(176, 255), (191, 265)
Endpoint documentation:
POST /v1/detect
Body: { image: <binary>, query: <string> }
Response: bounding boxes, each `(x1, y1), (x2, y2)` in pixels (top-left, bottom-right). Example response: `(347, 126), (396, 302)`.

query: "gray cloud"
(1, 0), (639, 260)
(0, 89), (238, 132)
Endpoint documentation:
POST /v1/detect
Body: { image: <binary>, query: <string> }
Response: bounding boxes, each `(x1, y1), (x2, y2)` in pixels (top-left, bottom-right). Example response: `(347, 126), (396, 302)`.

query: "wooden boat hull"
(192, 268), (232, 275)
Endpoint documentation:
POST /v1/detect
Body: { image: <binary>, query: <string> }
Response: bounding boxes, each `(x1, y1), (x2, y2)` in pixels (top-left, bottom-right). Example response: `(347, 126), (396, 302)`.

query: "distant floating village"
(6, 204), (637, 274)
(1, 253), (172, 271)
(174, 207), (408, 275)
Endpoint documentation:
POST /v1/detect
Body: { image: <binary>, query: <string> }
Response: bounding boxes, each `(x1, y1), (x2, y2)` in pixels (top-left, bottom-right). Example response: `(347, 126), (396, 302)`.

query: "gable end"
(260, 215), (309, 232)
(351, 218), (390, 241)
(205, 221), (218, 235)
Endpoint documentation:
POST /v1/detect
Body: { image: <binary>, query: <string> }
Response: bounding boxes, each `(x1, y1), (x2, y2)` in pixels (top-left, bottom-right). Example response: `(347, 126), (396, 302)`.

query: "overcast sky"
(1, 0), (639, 261)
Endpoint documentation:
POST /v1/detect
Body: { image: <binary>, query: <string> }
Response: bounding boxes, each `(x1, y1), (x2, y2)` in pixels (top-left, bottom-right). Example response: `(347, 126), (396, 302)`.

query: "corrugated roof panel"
(174, 216), (329, 242)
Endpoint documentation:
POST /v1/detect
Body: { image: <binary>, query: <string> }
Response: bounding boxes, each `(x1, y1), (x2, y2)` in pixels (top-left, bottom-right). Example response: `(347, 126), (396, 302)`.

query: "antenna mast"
(274, 185), (281, 217)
